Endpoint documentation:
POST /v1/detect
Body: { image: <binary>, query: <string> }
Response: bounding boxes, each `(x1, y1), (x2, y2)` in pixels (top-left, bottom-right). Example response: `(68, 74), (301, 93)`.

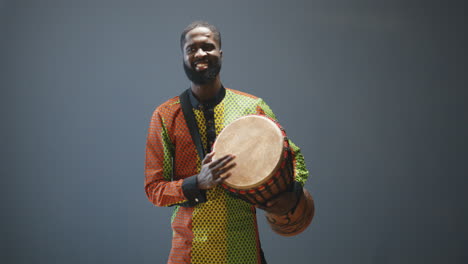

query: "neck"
(190, 76), (222, 103)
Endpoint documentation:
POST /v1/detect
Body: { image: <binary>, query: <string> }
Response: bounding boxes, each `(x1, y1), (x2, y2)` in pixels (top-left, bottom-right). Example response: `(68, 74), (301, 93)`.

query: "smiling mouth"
(194, 61), (209, 71)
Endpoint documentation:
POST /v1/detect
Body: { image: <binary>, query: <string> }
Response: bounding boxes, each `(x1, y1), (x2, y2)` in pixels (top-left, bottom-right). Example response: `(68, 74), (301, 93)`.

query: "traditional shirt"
(145, 87), (309, 264)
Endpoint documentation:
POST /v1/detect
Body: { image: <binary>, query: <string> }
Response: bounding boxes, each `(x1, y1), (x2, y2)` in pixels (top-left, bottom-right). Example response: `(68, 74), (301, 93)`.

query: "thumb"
(202, 151), (215, 165)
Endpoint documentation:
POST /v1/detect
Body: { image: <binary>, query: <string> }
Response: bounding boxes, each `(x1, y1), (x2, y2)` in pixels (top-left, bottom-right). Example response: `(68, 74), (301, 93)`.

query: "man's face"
(182, 27), (222, 85)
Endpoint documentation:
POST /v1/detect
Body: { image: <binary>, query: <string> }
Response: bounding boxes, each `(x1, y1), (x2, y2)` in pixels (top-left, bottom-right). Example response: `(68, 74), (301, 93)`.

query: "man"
(145, 21), (314, 264)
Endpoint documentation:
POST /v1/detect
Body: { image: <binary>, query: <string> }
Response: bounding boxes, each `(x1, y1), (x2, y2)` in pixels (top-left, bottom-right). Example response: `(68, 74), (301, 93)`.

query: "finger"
(214, 172), (232, 183)
(219, 172), (232, 180)
(209, 154), (235, 168)
(214, 172), (232, 184)
(214, 162), (237, 178)
(210, 155), (235, 172)
(202, 152), (216, 165)
(266, 199), (278, 207)
(210, 155), (236, 171)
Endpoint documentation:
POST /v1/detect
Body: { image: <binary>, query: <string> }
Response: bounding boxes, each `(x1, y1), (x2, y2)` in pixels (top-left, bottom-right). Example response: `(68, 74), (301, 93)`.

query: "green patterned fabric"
(145, 88), (309, 263)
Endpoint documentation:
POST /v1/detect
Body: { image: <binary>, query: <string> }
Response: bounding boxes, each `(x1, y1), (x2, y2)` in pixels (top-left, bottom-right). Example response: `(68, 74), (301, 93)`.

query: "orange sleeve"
(144, 108), (188, 207)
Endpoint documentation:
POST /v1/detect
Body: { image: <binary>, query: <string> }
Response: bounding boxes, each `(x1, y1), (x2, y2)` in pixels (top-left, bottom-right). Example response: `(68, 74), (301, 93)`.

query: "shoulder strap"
(179, 89), (206, 160)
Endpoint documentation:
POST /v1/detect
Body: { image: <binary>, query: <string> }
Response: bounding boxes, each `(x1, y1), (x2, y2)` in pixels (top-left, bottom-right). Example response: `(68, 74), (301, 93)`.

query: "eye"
(186, 46), (196, 54)
(202, 44), (215, 51)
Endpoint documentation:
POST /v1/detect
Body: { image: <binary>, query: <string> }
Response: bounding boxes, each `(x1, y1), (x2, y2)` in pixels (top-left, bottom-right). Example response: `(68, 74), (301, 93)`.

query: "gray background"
(1, 0), (467, 263)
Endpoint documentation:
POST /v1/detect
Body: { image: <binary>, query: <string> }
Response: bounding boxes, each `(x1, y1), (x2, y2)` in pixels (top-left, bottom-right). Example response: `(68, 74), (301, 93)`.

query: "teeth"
(195, 63), (208, 70)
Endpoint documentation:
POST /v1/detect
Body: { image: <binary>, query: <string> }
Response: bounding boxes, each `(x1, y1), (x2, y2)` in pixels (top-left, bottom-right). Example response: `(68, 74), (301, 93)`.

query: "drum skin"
(212, 115), (293, 205)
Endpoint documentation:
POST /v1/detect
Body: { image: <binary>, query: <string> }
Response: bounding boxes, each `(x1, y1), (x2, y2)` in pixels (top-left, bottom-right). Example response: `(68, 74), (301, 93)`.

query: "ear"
(220, 49), (223, 58)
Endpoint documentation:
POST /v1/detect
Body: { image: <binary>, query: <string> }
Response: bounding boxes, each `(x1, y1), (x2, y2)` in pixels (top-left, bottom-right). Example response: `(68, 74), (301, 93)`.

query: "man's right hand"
(197, 152), (236, 190)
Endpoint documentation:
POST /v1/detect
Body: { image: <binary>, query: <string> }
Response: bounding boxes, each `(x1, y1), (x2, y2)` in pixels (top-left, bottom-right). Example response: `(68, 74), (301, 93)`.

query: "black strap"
(179, 89), (206, 160)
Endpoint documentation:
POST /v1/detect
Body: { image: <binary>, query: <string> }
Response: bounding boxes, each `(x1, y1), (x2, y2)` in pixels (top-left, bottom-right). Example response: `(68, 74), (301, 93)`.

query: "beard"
(183, 58), (222, 85)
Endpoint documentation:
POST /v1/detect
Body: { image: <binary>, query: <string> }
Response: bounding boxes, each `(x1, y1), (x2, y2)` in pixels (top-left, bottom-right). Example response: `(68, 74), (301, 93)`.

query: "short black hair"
(180, 21), (221, 51)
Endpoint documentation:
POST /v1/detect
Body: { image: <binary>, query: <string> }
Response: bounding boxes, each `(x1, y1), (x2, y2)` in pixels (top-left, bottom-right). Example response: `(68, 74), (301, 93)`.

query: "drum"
(212, 115), (294, 205)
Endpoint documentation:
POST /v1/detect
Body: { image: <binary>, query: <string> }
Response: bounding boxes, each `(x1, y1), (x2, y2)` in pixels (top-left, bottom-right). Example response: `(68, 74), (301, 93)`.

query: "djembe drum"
(212, 115), (294, 205)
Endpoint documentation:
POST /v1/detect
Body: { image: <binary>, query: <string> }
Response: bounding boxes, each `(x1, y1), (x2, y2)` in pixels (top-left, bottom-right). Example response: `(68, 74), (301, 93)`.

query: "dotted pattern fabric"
(191, 99), (259, 263)
(144, 88), (309, 263)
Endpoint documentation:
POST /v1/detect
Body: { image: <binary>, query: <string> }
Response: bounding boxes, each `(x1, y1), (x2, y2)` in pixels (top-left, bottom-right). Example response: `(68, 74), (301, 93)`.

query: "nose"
(194, 48), (207, 58)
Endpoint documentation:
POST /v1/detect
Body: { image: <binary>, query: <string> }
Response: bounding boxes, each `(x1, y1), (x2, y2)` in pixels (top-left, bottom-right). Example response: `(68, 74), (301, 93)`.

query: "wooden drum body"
(212, 115), (294, 205)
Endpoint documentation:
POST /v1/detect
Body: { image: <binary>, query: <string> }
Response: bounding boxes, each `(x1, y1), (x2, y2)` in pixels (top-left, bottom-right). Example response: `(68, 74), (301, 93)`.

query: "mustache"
(193, 59), (210, 66)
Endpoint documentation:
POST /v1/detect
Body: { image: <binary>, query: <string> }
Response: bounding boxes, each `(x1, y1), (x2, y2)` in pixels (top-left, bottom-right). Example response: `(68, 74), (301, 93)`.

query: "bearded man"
(145, 21), (314, 264)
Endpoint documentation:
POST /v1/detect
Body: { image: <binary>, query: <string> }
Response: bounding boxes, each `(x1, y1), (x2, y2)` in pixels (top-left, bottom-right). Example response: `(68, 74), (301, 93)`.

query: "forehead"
(184, 27), (217, 46)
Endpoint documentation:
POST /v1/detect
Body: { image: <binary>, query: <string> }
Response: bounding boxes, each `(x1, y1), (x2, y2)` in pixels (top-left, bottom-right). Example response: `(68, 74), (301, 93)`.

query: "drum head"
(212, 115), (284, 189)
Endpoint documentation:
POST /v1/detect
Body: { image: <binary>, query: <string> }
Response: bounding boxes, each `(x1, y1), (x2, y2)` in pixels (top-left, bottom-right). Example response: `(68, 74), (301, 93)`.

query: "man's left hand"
(256, 191), (298, 215)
